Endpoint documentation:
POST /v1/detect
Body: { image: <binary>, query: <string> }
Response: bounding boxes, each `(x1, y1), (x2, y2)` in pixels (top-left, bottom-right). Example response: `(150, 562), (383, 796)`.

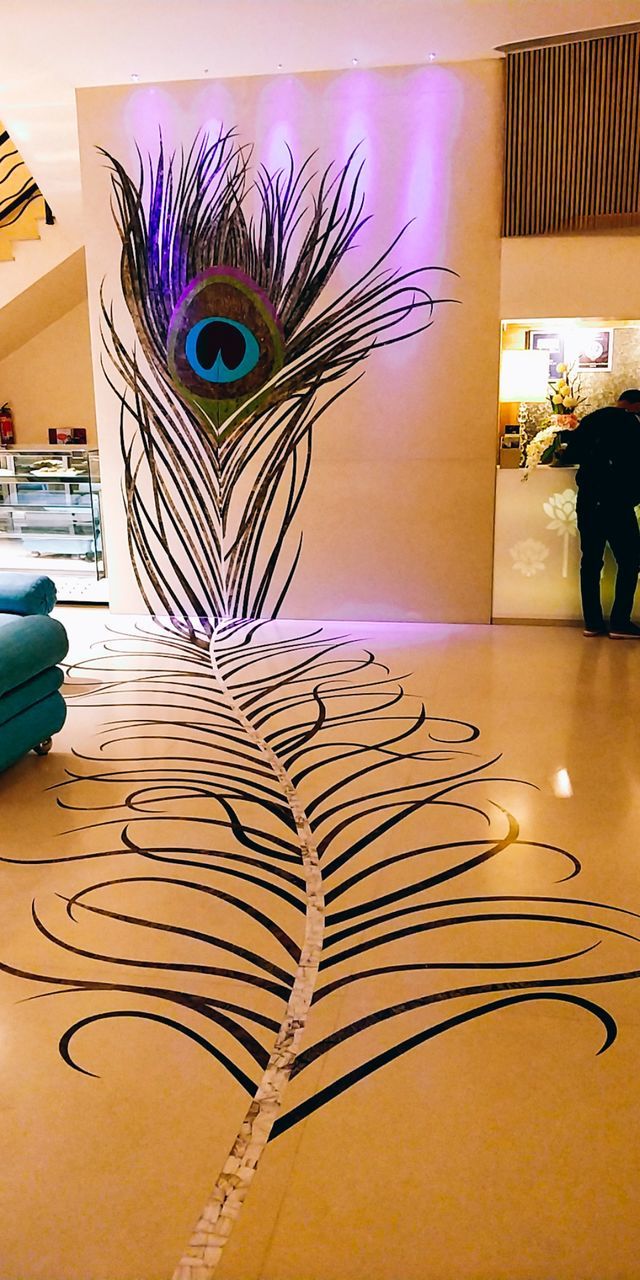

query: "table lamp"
(499, 349), (550, 464)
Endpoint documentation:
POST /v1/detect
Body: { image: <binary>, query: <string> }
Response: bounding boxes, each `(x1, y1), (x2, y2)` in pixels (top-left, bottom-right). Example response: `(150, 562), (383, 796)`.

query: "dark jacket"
(559, 407), (640, 505)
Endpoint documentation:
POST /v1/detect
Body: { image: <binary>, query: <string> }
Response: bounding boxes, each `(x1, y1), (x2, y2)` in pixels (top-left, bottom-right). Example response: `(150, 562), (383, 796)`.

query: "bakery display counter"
(0, 448), (106, 602)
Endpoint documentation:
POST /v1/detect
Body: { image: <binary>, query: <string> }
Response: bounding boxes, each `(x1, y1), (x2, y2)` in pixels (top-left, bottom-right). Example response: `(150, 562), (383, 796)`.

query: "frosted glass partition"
(493, 466), (619, 622)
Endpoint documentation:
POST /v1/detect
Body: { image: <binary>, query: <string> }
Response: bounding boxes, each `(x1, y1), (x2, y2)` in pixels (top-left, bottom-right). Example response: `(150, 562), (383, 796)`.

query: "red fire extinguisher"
(0, 403), (14, 446)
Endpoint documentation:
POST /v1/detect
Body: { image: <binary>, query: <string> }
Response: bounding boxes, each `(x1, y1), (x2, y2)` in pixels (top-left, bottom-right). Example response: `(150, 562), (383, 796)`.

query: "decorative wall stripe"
(503, 32), (640, 235)
(0, 120), (48, 233)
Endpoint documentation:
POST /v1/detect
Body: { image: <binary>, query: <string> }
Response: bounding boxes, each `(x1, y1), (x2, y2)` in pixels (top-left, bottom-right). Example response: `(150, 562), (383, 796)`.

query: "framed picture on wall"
(527, 330), (565, 379)
(574, 329), (613, 370)
(47, 428), (88, 444)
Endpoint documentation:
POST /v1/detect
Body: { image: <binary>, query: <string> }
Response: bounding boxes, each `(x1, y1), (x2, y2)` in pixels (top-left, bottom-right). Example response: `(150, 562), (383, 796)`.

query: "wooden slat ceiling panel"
(502, 31), (640, 236)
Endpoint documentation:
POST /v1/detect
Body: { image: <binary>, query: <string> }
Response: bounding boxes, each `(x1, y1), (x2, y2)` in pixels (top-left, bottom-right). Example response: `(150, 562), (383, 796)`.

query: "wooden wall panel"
(503, 32), (640, 236)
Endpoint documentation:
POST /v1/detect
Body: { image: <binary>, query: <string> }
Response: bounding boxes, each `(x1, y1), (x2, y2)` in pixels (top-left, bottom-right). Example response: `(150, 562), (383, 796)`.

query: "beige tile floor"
(1, 609), (640, 1280)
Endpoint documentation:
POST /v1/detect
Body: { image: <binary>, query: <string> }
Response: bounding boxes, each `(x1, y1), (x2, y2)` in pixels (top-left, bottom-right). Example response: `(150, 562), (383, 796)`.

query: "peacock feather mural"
(2, 119), (640, 1280)
(2, 618), (640, 1278)
(100, 126), (447, 627)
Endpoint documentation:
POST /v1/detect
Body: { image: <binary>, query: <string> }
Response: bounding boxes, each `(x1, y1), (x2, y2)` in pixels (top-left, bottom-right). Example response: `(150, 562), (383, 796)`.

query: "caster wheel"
(33, 738), (53, 756)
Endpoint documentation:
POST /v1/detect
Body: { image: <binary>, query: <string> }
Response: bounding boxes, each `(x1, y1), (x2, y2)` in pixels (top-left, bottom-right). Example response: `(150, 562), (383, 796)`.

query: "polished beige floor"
(1, 609), (640, 1280)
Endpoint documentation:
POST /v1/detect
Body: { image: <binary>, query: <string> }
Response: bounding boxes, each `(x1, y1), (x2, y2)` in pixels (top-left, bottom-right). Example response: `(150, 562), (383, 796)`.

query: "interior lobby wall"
(77, 61), (503, 622)
(501, 233), (640, 321)
(0, 302), (97, 446)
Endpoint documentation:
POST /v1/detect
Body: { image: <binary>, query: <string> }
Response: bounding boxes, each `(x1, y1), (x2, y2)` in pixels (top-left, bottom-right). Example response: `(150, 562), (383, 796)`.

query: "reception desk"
(493, 465), (619, 622)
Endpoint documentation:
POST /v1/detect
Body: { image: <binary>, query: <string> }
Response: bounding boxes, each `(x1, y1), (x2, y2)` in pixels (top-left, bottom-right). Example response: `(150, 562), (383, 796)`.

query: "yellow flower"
(563, 396), (578, 408)
(552, 393), (563, 404)
(557, 382), (570, 395)
(556, 362), (568, 373)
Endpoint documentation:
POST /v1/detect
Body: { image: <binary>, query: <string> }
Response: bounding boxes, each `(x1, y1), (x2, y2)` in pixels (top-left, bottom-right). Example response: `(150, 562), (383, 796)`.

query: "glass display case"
(0, 448), (105, 595)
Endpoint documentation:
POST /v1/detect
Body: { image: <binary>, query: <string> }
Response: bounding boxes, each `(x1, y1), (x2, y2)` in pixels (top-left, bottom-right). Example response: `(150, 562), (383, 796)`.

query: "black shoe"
(609, 622), (640, 639)
(583, 625), (607, 637)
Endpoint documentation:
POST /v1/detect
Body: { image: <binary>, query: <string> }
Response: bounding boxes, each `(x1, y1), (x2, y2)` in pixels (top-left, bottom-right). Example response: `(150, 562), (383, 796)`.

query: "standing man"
(559, 401), (640, 637)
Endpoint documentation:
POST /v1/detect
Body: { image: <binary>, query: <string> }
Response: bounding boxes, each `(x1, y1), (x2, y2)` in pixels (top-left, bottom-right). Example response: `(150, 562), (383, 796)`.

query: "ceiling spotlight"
(351, 57), (359, 65)
(130, 72), (140, 81)
(203, 67), (209, 75)
(427, 51), (437, 62)
(277, 61), (283, 69)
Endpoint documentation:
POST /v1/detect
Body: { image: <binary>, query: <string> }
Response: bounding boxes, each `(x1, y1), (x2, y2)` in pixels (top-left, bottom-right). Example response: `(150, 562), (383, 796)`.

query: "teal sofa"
(0, 574), (69, 773)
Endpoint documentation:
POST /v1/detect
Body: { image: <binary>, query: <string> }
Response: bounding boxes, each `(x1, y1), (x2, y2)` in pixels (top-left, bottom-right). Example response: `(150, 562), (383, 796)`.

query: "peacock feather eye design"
(184, 318), (260, 383)
(168, 265), (285, 434)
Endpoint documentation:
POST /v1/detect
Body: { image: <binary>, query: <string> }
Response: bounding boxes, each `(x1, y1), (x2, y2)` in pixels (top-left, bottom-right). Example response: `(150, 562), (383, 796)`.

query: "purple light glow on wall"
(122, 83), (239, 176)
(123, 86), (178, 158)
(194, 82), (235, 148)
(263, 118), (294, 176)
(401, 68), (464, 262)
(257, 76), (308, 177)
(380, 67), (464, 372)
(329, 71), (377, 190)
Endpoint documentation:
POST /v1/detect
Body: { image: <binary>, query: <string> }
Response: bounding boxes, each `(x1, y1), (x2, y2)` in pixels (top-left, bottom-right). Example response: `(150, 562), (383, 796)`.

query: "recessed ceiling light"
(352, 57), (359, 65)
(277, 61), (283, 69)
(428, 51), (437, 62)
(130, 72), (140, 81)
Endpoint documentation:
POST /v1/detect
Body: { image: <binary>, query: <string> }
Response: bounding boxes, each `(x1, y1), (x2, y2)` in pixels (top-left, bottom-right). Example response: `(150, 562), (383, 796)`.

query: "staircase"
(0, 121), (53, 262)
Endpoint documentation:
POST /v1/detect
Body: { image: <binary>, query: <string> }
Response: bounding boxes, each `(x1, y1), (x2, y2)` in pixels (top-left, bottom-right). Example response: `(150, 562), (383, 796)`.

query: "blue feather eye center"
(185, 317), (260, 384)
(167, 268), (285, 431)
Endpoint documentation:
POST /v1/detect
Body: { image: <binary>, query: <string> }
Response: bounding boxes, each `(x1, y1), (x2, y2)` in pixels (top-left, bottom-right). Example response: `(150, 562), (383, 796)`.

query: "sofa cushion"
(0, 690), (66, 773)
(0, 664), (64, 727)
(0, 573), (57, 616)
(0, 615), (69, 697)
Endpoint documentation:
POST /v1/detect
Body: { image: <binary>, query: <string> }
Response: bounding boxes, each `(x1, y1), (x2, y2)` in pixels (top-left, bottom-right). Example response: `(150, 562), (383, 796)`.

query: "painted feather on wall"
(100, 127), (449, 627)
(2, 122), (639, 1280)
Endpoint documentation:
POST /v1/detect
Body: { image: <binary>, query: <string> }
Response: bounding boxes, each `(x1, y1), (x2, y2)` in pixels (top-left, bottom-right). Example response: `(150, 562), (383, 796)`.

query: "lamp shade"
(499, 349), (550, 402)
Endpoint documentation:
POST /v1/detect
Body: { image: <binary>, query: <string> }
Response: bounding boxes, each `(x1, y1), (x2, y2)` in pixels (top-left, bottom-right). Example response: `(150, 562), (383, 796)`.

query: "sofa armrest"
(0, 615), (68, 696)
(0, 573), (57, 616)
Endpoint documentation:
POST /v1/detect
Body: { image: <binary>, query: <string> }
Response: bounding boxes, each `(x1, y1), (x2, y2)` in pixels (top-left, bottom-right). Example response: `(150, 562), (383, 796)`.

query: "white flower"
(510, 538), (550, 576)
(543, 488), (577, 535)
(523, 427), (558, 476)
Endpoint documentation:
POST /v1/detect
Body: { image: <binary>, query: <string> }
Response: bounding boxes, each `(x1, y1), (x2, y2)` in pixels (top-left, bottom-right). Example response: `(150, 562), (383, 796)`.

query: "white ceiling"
(2, 0), (640, 252)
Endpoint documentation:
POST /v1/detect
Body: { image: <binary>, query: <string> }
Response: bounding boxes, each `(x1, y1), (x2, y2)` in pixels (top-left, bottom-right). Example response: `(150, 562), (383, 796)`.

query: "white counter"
(492, 465), (618, 622)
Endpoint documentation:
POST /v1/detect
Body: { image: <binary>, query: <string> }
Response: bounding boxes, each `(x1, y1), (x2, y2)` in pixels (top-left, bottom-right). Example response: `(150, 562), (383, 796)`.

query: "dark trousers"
(576, 492), (640, 629)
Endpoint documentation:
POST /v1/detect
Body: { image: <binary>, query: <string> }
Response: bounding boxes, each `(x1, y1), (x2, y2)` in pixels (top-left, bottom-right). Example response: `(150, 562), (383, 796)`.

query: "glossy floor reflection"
(1, 609), (640, 1280)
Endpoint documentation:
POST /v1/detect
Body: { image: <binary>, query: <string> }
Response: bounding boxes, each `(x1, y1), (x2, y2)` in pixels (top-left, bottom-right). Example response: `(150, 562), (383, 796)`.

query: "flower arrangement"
(547, 361), (583, 421)
(521, 425), (562, 479)
(521, 361), (583, 481)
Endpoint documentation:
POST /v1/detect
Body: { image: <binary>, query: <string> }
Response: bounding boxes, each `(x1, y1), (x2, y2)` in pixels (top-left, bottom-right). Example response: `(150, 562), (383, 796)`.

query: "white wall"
(77, 62), (503, 621)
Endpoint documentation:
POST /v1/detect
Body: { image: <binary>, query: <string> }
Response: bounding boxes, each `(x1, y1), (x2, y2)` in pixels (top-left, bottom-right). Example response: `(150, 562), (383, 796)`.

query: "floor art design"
(2, 618), (640, 1279)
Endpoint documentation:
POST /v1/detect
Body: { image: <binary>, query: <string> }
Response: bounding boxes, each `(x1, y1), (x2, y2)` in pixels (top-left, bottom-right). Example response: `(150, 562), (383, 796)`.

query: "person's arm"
(556, 419), (586, 466)
(558, 409), (601, 465)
